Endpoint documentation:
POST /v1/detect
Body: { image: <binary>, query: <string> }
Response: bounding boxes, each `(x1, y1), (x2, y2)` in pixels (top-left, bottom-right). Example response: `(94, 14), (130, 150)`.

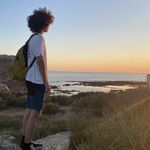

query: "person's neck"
(35, 31), (44, 35)
(39, 32), (44, 35)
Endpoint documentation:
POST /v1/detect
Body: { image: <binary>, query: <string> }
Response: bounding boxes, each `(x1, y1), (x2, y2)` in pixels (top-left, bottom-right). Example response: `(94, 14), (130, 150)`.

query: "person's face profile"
(43, 24), (50, 32)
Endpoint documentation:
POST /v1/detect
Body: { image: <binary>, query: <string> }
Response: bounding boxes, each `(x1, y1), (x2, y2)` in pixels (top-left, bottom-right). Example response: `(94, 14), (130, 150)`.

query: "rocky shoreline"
(0, 54), (147, 96)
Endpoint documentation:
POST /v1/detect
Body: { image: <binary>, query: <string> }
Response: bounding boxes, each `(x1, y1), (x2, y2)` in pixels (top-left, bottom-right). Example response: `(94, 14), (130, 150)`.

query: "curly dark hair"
(27, 7), (54, 33)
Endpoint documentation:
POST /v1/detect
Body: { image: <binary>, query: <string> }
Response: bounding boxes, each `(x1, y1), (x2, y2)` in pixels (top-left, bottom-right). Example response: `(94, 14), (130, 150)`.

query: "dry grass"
(71, 89), (150, 150)
(1, 87), (150, 150)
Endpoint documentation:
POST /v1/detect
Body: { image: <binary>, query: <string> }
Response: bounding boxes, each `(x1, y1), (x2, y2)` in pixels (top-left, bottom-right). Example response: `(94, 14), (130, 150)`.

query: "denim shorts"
(25, 80), (46, 110)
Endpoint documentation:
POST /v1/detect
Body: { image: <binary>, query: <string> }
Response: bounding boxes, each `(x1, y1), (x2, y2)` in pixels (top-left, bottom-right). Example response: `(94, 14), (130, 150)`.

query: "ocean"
(48, 71), (147, 96)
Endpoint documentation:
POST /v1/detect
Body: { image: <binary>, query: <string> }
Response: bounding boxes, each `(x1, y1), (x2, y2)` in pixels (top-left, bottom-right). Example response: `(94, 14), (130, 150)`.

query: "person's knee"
(30, 109), (41, 118)
(23, 108), (31, 121)
(26, 108), (31, 116)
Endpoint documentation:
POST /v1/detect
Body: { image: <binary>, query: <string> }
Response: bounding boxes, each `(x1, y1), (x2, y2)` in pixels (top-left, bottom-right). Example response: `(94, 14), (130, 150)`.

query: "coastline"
(50, 80), (146, 96)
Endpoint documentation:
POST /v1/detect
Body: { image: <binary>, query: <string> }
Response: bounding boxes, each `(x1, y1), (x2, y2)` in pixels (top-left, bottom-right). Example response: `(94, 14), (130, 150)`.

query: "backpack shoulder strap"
(26, 33), (38, 44)
(24, 33), (37, 67)
(27, 33), (37, 69)
(28, 57), (36, 69)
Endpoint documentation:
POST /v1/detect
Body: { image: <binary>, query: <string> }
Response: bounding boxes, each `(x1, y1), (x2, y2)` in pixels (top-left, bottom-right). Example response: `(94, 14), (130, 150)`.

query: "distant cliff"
(0, 54), (26, 94)
(0, 54), (15, 83)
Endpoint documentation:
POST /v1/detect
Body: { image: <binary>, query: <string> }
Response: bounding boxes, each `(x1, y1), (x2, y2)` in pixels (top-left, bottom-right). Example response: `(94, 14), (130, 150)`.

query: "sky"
(0, 0), (150, 73)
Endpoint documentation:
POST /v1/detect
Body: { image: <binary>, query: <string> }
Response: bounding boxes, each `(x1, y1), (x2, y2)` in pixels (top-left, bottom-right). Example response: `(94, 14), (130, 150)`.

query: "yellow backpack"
(9, 34), (37, 81)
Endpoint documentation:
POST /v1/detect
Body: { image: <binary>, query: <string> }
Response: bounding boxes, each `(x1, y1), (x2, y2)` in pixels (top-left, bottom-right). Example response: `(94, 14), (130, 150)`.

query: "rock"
(0, 131), (72, 150)
(0, 135), (21, 150)
(0, 84), (10, 93)
(36, 131), (72, 150)
(51, 86), (59, 89)
(63, 84), (71, 86)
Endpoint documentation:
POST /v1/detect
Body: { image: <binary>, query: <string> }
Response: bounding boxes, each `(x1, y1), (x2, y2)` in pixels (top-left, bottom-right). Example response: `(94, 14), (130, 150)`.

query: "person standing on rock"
(20, 7), (54, 150)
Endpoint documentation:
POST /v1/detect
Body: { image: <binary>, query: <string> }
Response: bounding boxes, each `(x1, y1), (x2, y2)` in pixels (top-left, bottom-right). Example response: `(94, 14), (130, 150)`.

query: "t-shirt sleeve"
(30, 35), (45, 57)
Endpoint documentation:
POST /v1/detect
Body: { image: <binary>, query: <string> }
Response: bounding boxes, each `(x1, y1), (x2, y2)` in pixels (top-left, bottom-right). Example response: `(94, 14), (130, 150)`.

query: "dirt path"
(1, 96), (150, 120)
(0, 105), (74, 120)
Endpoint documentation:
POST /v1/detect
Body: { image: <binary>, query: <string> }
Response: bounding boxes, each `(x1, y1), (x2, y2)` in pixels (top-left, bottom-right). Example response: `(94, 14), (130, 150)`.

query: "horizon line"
(48, 70), (148, 74)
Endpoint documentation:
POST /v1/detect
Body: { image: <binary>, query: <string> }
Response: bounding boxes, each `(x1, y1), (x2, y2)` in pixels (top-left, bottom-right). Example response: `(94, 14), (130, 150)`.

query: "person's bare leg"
(24, 109), (42, 143)
(22, 108), (31, 136)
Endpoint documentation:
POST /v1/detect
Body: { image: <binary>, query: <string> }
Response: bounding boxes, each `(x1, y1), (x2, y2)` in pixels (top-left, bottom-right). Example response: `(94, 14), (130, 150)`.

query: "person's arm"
(36, 55), (48, 84)
(36, 55), (51, 93)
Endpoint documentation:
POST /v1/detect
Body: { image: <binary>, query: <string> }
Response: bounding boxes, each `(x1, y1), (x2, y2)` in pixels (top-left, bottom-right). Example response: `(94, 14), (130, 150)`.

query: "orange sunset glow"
(1, 0), (150, 73)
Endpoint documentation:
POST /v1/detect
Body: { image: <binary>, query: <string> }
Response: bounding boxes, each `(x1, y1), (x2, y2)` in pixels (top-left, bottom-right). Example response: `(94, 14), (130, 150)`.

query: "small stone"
(0, 135), (21, 150)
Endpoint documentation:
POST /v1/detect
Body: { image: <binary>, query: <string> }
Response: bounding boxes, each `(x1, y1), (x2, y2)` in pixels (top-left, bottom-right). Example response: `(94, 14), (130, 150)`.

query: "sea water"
(48, 71), (146, 96)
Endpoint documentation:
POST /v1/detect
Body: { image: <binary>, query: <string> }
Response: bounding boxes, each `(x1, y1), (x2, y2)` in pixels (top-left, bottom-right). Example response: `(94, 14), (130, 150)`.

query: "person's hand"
(45, 82), (51, 94)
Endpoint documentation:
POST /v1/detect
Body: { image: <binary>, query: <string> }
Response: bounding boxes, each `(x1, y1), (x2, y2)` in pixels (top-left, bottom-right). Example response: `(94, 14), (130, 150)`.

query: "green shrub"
(45, 95), (73, 105)
(0, 91), (26, 108)
(71, 92), (110, 117)
(5, 96), (25, 107)
(0, 115), (22, 143)
(43, 102), (61, 114)
(35, 116), (68, 139)
(0, 97), (7, 110)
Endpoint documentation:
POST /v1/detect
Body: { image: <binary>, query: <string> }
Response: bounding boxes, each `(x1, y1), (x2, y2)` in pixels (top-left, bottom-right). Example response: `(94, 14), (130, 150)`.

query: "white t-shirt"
(25, 34), (48, 84)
